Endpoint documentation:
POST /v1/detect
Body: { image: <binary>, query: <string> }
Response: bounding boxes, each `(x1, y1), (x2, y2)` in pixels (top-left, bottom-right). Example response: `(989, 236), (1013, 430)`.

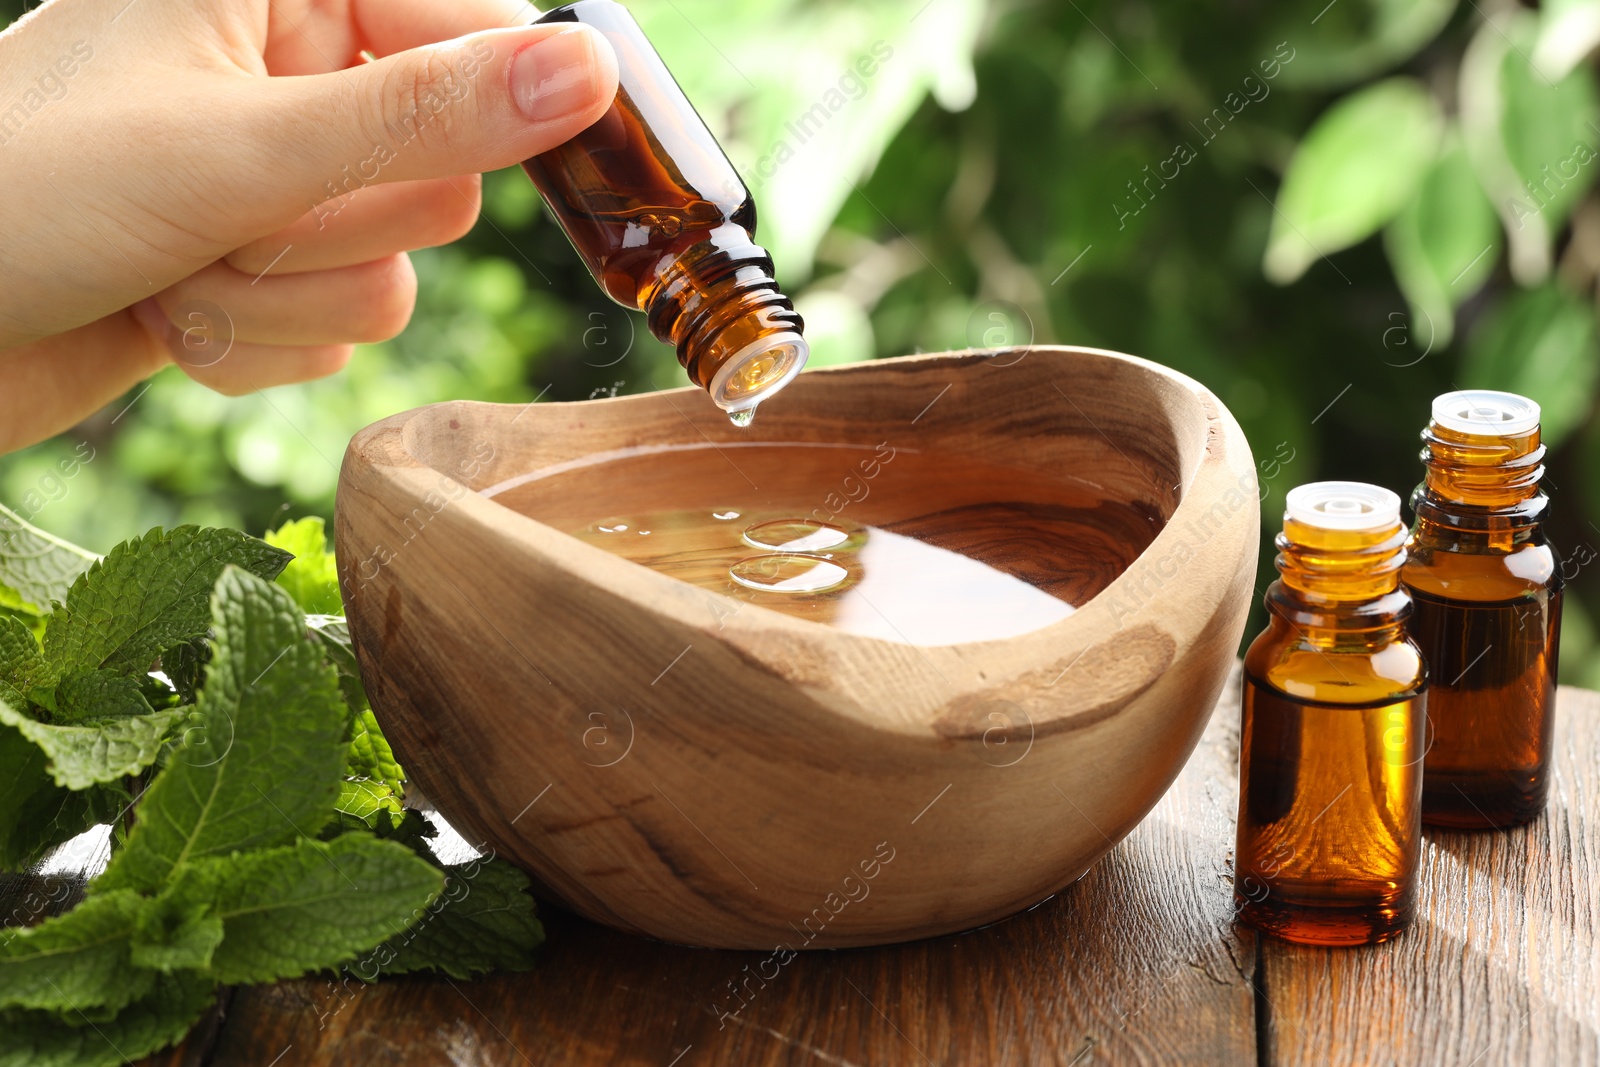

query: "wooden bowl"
(335, 347), (1259, 949)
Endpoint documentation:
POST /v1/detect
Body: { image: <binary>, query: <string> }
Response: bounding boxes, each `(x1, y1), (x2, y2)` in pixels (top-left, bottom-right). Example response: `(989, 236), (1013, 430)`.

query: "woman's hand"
(0, 0), (619, 452)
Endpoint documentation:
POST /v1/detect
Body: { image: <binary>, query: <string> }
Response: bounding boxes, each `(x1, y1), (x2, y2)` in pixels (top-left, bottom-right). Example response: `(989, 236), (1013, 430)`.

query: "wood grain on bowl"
(333, 347), (1259, 948)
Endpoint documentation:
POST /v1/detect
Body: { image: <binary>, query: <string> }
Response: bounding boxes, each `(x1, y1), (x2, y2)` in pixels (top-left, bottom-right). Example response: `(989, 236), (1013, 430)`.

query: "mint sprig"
(95, 566), (349, 893)
(40, 526), (290, 683)
(0, 515), (547, 1066)
(0, 523), (290, 872)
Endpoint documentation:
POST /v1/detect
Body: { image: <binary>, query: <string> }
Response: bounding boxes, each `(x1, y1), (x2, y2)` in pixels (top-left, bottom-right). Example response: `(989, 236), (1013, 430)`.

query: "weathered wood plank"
(50, 676), (1600, 1065)
(204, 673), (1255, 1067)
(1261, 686), (1600, 1066)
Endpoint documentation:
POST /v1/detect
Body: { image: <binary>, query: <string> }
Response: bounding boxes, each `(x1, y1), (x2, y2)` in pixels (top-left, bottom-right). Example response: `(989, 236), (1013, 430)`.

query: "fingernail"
(510, 25), (605, 124)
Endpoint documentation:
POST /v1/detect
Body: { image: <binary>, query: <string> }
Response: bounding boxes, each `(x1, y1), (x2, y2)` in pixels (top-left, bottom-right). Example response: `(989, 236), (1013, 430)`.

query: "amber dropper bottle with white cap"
(520, 0), (808, 425)
(1234, 482), (1426, 946)
(1402, 390), (1563, 828)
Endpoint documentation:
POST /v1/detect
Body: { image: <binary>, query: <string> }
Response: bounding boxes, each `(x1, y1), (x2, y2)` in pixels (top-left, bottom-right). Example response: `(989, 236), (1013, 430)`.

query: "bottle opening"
(709, 332), (810, 413)
(1431, 390), (1540, 436)
(1285, 481), (1401, 532)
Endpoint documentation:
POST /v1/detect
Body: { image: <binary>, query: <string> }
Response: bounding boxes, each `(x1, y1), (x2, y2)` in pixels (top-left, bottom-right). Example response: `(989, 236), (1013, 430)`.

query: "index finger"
(353, 0), (543, 57)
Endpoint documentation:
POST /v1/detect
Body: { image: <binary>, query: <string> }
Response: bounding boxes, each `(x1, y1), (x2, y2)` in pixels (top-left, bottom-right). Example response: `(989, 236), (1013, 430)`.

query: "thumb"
(263, 23), (619, 194)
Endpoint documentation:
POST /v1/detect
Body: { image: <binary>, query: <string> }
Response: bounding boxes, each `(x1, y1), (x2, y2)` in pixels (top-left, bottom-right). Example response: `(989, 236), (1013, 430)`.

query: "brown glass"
(1234, 516), (1425, 946)
(522, 1), (804, 402)
(1403, 420), (1563, 829)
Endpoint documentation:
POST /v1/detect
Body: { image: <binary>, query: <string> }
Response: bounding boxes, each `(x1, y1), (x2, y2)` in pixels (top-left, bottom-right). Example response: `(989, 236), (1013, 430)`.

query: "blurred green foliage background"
(5, 0), (1600, 679)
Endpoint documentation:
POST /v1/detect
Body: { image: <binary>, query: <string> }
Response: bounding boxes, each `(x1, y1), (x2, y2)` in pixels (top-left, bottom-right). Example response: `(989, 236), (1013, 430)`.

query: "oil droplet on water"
(591, 519), (648, 535)
(728, 407), (756, 428)
(712, 510), (741, 521)
(729, 553), (849, 593)
(743, 518), (853, 554)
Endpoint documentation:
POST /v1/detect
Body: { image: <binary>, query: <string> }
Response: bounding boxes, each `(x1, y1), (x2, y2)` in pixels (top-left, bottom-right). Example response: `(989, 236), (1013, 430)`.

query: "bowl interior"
(393, 349), (1205, 646)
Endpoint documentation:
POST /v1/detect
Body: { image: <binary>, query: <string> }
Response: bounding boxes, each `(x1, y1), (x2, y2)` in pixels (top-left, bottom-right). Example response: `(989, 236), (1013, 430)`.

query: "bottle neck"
(1267, 517), (1410, 644)
(1412, 420), (1547, 549)
(637, 223), (805, 405)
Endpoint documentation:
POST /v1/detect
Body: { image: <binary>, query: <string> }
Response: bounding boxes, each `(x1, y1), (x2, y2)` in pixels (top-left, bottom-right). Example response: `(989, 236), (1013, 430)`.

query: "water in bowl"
(487, 442), (1162, 646)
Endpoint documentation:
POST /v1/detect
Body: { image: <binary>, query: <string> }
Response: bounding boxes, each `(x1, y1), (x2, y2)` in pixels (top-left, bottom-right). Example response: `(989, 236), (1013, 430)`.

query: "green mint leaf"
(308, 615), (369, 713)
(0, 504), (98, 617)
(345, 709), (403, 792)
(0, 616), (42, 711)
(192, 835), (442, 985)
(0, 971), (214, 1067)
(333, 777), (406, 832)
(0, 889), (154, 1015)
(0, 701), (183, 791)
(52, 669), (156, 723)
(128, 878), (223, 972)
(375, 857), (544, 980)
(322, 809), (384, 839)
(0, 721), (121, 872)
(41, 526), (291, 683)
(266, 517), (343, 615)
(95, 567), (347, 893)
(128, 913), (222, 973)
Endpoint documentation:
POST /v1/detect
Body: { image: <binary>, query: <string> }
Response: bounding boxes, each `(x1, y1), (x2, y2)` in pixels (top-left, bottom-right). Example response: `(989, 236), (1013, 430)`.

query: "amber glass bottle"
(1402, 391), (1562, 829)
(522, 0), (807, 421)
(1234, 482), (1425, 946)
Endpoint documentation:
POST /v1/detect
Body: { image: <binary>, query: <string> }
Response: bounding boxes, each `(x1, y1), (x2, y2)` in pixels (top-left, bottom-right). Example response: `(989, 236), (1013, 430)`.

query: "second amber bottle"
(1234, 482), (1426, 946)
(1402, 390), (1563, 828)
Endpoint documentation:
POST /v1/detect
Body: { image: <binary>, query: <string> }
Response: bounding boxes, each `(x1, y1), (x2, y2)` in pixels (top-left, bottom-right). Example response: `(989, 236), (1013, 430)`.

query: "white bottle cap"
(709, 332), (810, 413)
(1285, 481), (1401, 532)
(1431, 390), (1540, 436)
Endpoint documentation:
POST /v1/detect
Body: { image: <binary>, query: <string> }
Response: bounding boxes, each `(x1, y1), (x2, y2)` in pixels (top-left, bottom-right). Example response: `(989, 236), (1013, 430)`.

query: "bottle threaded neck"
(1273, 482), (1408, 607)
(638, 225), (807, 412)
(1413, 390), (1547, 538)
(1419, 421), (1545, 508)
(1276, 520), (1409, 603)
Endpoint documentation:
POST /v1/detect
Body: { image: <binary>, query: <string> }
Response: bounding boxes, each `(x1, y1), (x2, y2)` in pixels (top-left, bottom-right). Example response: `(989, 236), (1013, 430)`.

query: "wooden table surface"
(6, 669), (1597, 1066)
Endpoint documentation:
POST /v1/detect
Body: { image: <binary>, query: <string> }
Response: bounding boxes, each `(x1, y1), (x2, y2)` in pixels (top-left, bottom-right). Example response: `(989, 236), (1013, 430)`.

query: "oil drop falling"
(728, 407), (756, 428)
(730, 553), (849, 593)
